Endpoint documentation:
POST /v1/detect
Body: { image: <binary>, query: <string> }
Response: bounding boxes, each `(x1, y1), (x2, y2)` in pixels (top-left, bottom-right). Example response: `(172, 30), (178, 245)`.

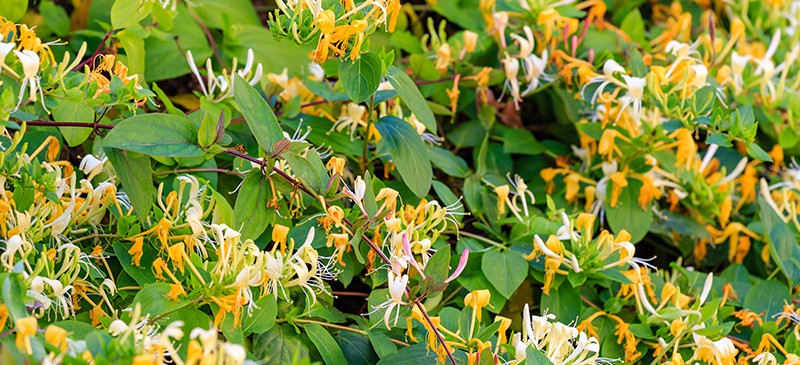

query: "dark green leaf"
(758, 197), (800, 285)
(253, 324), (310, 365)
(525, 346), (555, 365)
(233, 74), (283, 153)
(104, 148), (155, 220)
(234, 170), (274, 241)
(243, 295), (278, 334)
(605, 178), (652, 243)
(368, 331), (397, 358)
(337, 331), (379, 365)
(746, 143), (772, 162)
(376, 344), (436, 365)
(503, 129), (545, 155)
(424, 246), (451, 284)
(742, 280), (790, 318)
(133, 283), (190, 317)
(338, 52), (382, 103)
(103, 114), (203, 157)
(374, 116), (432, 198)
(304, 323), (348, 365)
(1, 274), (27, 321)
(386, 66), (436, 132)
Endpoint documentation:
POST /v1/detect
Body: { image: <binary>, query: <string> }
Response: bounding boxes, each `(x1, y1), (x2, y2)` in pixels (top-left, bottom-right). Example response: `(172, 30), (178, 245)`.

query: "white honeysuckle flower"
(13, 50), (49, 113)
(308, 62), (325, 81)
(620, 75), (646, 121)
(108, 320), (129, 336)
(79, 154), (108, 180)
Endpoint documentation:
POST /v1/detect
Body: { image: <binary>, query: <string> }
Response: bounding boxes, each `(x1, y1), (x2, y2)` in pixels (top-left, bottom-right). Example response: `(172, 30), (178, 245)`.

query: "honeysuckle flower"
(0, 38), (15, 76)
(502, 54), (522, 109)
(435, 43), (452, 73)
(620, 75), (645, 121)
(690, 333), (737, 364)
(401, 233), (426, 278)
(13, 49), (48, 112)
(332, 103), (367, 140)
(555, 212), (579, 241)
(15, 316), (38, 354)
(45, 325), (68, 353)
(1, 234), (31, 269)
(370, 270), (408, 329)
(185, 48), (263, 101)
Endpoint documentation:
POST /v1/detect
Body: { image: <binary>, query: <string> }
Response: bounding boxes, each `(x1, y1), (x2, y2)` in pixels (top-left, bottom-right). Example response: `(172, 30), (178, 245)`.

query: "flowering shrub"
(0, 0), (799, 364)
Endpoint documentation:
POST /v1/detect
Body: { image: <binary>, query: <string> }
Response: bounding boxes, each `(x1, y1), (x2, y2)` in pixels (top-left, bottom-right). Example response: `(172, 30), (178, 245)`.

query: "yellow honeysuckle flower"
(326, 156), (346, 176)
(272, 224), (290, 252)
(45, 325), (68, 353)
(128, 237), (144, 267)
(15, 316), (37, 354)
(608, 172), (628, 208)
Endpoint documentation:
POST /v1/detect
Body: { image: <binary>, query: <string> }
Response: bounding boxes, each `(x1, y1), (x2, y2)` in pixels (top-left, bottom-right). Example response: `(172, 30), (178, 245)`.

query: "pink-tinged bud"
(588, 48), (595, 64)
(402, 234), (426, 279)
(445, 249), (469, 283)
(571, 36), (578, 57)
(579, 19), (589, 43)
(563, 24), (570, 49)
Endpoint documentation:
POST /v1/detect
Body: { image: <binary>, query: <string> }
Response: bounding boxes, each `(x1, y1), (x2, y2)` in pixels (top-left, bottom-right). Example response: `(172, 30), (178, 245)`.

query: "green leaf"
(233, 74), (283, 153)
(429, 146), (469, 178)
(526, 346), (555, 365)
(742, 280), (790, 318)
(779, 128), (799, 149)
(605, 178), (652, 243)
(304, 323), (348, 365)
(758, 197), (800, 285)
(1, 274), (28, 321)
(376, 344), (437, 365)
(338, 52), (382, 103)
(110, 0), (153, 29)
(282, 150), (326, 193)
(234, 170), (274, 240)
(117, 28), (146, 77)
(52, 99), (94, 147)
(103, 114), (204, 157)
(0, 0), (27, 22)
(481, 250), (527, 299)
(424, 246), (451, 284)
(253, 325), (310, 365)
(503, 129), (545, 155)
(706, 133), (732, 148)
(112, 241), (158, 286)
(386, 66), (436, 132)
(133, 283), (190, 317)
(368, 331), (397, 358)
(243, 295), (278, 334)
(620, 10), (648, 49)
(39, 2), (70, 37)
(104, 148), (155, 220)
(374, 116), (432, 198)
(746, 143), (772, 162)
(337, 331), (379, 365)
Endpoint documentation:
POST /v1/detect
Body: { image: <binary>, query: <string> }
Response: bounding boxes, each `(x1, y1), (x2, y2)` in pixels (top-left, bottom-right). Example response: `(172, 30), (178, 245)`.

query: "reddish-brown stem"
(332, 291), (369, 297)
(75, 29), (115, 70)
(22, 120), (114, 130)
(154, 168), (244, 177)
(188, 11), (228, 70)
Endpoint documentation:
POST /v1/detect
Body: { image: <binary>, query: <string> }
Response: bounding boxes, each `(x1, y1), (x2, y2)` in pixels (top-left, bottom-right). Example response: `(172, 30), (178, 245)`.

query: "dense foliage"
(0, 0), (799, 364)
